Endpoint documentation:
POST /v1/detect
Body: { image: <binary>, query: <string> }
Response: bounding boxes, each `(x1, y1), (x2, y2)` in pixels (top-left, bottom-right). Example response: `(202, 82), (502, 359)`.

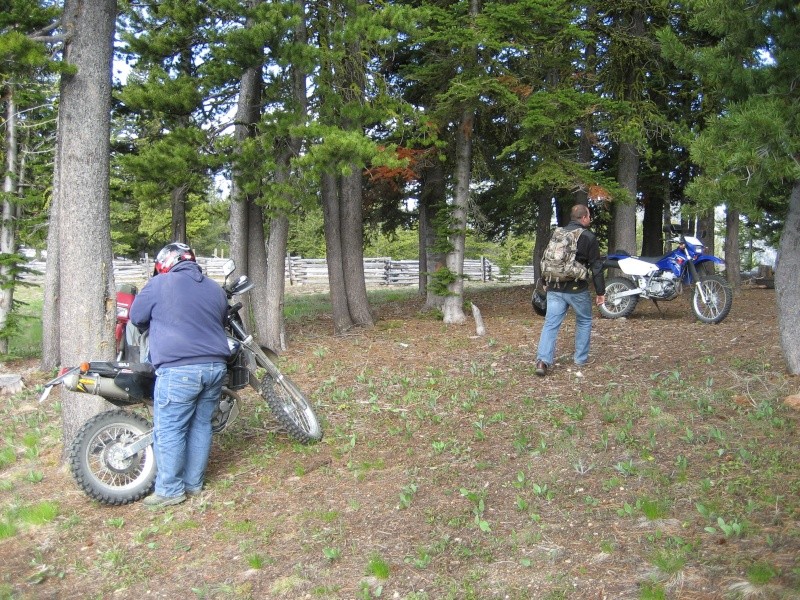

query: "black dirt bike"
(40, 260), (322, 505)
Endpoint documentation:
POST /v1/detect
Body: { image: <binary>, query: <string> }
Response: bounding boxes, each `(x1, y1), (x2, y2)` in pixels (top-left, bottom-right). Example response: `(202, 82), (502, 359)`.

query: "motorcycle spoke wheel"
(68, 409), (156, 506)
(692, 275), (733, 324)
(599, 277), (638, 319)
(259, 373), (323, 444)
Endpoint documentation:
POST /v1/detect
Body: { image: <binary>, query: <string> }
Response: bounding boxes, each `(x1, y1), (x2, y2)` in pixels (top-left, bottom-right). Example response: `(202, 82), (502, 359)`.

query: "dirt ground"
(0, 283), (798, 599)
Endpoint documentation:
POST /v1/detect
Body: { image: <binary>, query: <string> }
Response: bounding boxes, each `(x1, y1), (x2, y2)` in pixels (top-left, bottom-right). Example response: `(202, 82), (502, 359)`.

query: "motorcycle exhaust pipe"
(62, 371), (133, 403)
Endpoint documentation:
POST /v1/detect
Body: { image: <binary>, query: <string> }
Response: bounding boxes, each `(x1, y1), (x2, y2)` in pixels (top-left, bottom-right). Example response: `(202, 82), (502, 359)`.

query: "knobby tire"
(68, 409), (156, 506)
(258, 372), (323, 444)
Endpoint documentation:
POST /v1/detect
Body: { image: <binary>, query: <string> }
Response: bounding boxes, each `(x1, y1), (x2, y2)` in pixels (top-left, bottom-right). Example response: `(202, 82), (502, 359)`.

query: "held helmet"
(154, 242), (196, 274)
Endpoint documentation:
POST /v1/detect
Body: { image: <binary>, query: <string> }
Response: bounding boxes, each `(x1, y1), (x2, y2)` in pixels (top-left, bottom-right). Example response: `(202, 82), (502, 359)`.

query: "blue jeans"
(152, 362), (226, 498)
(536, 289), (593, 366)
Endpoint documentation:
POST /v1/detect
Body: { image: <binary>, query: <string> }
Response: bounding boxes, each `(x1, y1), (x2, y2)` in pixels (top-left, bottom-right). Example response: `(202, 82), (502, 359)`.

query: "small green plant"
(398, 483), (418, 509)
(106, 517), (125, 529)
(25, 470), (44, 483)
(617, 501), (635, 518)
(650, 547), (686, 575)
(639, 497), (670, 520)
(366, 553), (390, 579)
(0, 520), (18, 540)
(459, 488), (491, 532)
(746, 561), (778, 584)
(472, 415), (487, 440)
(614, 459), (637, 477)
(532, 482), (554, 501)
(323, 547), (342, 561)
(247, 553), (265, 569)
(639, 580), (667, 600)
(705, 517), (744, 538)
(0, 446), (16, 470)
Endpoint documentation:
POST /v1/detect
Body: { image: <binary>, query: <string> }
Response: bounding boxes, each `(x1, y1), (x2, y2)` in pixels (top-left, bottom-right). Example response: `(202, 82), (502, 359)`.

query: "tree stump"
(0, 374), (24, 395)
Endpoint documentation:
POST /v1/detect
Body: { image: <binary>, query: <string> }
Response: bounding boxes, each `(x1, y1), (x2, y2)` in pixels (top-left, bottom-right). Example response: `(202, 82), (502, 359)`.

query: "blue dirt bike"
(599, 225), (733, 324)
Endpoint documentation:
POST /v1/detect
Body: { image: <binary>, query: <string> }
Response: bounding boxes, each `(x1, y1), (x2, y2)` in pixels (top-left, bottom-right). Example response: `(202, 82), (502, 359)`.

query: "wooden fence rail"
(20, 255), (537, 287)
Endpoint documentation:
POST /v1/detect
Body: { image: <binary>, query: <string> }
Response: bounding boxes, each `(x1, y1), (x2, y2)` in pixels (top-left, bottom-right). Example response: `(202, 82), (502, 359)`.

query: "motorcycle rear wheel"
(69, 409), (155, 506)
(599, 277), (638, 319)
(692, 274), (733, 324)
(258, 372), (323, 444)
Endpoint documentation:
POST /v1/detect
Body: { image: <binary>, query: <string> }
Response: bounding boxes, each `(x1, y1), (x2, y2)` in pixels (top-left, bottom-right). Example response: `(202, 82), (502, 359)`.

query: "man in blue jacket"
(130, 243), (230, 508)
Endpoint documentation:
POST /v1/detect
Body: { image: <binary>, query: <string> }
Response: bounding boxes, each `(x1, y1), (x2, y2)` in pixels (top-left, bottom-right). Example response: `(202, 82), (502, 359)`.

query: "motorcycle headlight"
(116, 306), (129, 319)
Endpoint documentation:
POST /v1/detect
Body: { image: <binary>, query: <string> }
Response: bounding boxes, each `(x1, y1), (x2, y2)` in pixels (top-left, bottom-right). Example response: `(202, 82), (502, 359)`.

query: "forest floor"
(0, 283), (798, 600)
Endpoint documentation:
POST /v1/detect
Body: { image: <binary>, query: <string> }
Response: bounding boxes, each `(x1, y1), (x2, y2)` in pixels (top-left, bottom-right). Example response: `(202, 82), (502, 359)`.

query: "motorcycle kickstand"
(649, 299), (665, 318)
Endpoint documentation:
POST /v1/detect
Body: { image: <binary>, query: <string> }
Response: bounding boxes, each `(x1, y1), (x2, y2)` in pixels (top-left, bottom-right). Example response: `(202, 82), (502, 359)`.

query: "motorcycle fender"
(618, 257), (659, 277)
(696, 255), (724, 266)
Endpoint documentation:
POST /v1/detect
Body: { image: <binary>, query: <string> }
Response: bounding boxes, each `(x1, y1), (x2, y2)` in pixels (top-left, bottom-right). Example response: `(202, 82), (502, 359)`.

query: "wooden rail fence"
(20, 255), (538, 287)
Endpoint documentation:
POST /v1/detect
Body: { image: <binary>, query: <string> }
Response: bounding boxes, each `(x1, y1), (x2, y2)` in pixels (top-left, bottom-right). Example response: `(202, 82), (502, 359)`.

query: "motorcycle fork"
(686, 260), (708, 303)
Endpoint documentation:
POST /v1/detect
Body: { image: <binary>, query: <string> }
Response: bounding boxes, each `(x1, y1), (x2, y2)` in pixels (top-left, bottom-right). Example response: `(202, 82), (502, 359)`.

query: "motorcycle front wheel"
(257, 371), (323, 444)
(692, 274), (733, 324)
(69, 409), (156, 505)
(599, 277), (638, 319)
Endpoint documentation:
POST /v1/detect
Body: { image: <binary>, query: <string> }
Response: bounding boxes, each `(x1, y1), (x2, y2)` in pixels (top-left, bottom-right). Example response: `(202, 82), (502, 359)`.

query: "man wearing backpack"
(535, 204), (605, 377)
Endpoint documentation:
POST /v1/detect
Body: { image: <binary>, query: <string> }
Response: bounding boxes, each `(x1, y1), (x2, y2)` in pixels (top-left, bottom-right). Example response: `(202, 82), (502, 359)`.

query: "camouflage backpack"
(540, 227), (589, 283)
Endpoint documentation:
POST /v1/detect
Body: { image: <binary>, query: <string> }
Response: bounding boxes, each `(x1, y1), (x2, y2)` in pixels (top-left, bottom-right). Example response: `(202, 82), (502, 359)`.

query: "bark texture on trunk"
(724, 207), (741, 290)
(775, 181), (800, 374)
(51, 0), (118, 452)
(442, 109), (473, 325)
(0, 89), (17, 354)
(321, 173), (354, 333)
(613, 142), (639, 255)
(419, 160), (445, 309)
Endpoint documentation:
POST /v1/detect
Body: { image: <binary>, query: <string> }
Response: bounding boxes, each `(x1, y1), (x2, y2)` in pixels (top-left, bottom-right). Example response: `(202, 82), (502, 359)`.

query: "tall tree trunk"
(263, 0), (308, 351)
(697, 209), (716, 274)
(340, 169), (372, 326)
(321, 172), (354, 333)
(47, 0), (118, 452)
(775, 180), (800, 374)
(442, 109), (473, 324)
(724, 207), (741, 290)
(641, 190), (664, 256)
(228, 68), (259, 324)
(613, 141), (639, 254)
(42, 139), (61, 371)
(170, 183), (189, 243)
(420, 160), (445, 309)
(0, 87), (18, 354)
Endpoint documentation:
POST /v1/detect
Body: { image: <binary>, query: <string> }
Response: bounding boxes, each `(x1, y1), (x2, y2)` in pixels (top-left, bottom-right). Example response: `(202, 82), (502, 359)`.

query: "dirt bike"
(600, 225), (733, 324)
(39, 260), (323, 505)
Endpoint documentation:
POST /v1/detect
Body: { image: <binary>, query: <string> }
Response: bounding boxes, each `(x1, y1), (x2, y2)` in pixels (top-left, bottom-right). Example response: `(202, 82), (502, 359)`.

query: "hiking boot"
(535, 360), (548, 377)
(143, 493), (186, 508)
(185, 488), (202, 498)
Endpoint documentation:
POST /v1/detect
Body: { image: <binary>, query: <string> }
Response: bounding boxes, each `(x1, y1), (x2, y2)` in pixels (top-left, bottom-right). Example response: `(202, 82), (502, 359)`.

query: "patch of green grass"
(366, 553), (390, 579)
(639, 497), (671, 520)
(0, 520), (18, 539)
(746, 561), (778, 584)
(13, 500), (59, 526)
(0, 445), (15, 470)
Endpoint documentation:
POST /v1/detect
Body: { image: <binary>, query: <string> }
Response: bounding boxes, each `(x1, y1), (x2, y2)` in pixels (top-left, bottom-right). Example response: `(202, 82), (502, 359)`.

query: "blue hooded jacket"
(130, 260), (230, 369)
